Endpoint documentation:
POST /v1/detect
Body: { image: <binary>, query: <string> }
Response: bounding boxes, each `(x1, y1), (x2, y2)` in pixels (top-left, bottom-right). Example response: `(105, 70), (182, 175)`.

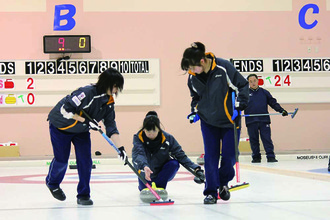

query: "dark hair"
(181, 42), (206, 71)
(247, 74), (258, 80)
(141, 111), (162, 132)
(96, 68), (124, 95)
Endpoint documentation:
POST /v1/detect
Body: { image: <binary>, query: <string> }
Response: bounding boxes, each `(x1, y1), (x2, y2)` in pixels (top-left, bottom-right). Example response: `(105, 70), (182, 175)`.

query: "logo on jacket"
(160, 146), (166, 150)
(78, 92), (86, 100)
(72, 96), (81, 106)
(72, 92), (86, 106)
(215, 74), (222, 78)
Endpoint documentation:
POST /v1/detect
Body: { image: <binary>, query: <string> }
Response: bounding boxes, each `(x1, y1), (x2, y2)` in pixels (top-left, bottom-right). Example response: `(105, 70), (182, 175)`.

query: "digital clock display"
(43, 35), (91, 53)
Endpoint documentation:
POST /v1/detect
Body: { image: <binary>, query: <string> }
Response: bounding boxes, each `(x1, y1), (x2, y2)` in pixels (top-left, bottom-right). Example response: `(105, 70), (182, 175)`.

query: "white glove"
(84, 118), (100, 131)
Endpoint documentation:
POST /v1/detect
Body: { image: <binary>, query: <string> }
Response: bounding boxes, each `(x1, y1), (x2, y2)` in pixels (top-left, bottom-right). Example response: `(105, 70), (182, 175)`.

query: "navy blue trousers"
(138, 159), (180, 191)
(46, 123), (93, 199)
(247, 122), (275, 159)
(200, 120), (239, 198)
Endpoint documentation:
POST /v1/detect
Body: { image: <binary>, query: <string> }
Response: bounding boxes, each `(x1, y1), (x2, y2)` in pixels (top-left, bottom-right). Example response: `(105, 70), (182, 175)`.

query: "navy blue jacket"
(187, 53), (249, 128)
(132, 130), (200, 178)
(48, 84), (119, 137)
(244, 87), (284, 126)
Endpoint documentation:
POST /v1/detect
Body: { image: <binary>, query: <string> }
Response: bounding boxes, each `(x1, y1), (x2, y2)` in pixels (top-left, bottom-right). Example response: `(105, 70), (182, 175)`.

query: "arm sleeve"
(265, 90), (284, 113)
(187, 76), (200, 112)
(103, 104), (119, 137)
(225, 60), (249, 107)
(132, 134), (149, 170)
(61, 88), (93, 118)
(169, 135), (200, 170)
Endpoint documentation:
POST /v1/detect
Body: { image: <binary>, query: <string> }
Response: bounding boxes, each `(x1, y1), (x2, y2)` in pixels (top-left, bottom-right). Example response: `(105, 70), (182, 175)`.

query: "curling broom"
(243, 108), (299, 119)
(231, 92), (250, 191)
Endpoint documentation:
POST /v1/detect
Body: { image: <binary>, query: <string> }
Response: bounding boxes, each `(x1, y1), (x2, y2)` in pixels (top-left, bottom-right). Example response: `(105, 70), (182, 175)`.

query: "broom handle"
(233, 121), (240, 183)
(125, 160), (161, 200)
(232, 92), (241, 183)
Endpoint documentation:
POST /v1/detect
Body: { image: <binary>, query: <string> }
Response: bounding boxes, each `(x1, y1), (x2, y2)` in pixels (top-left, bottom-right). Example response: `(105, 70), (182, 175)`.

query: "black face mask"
(142, 131), (162, 154)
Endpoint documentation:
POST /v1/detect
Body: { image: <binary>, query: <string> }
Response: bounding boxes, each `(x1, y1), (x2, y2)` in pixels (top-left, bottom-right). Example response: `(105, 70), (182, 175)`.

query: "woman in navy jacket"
(46, 68), (126, 206)
(132, 111), (202, 191)
(181, 42), (249, 204)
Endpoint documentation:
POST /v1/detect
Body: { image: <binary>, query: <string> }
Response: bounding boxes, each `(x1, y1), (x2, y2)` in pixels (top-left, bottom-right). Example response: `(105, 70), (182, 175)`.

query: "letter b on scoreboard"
(53, 4), (76, 31)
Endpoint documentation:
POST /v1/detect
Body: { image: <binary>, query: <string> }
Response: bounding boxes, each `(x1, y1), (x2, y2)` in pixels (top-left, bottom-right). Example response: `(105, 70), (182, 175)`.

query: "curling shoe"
(48, 186), (66, 201)
(194, 176), (204, 184)
(77, 197), (93, 205)
(219, 185), (230, 201)
(251, 158), (261, 163)
(203, 195), (217, 204)
(267, 157), (278, 163)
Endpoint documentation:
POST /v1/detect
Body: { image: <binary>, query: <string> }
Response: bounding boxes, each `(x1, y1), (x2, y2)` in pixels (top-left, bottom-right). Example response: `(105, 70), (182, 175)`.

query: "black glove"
(84, 118), (100, 131)
(282, 110), (288, 116)
(236, 102), (247, 111)
(118, 146), (127, 165)
(194, 168), (205, 184)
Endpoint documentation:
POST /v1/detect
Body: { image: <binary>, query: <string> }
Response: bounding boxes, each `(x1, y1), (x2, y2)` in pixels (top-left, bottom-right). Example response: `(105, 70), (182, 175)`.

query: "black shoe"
(77, 198), (93, 205)
(194, 176), (204, 184)
(328, 165), (330, 172)
(267, 157), (278, 163)
(204, 195), (217, 204)
(251, 158), (261, 163)
(48, 186), (66, 201)
(219, 186), (230, 201)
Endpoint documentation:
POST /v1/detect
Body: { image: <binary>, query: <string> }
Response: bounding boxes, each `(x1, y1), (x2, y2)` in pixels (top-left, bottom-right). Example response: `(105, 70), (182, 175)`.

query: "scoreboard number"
(258, 75), (292, 87)
(24, 60), (150, 74)
(27, 77), (35, 89)
(273, 58), (330, 72)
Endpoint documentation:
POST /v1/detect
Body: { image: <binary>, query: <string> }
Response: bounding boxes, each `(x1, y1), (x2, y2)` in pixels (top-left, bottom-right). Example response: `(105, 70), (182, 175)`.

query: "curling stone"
(139, 182), (168, 203)
(196, 153), (204, 165)
(69, 164), (96, 169)
(95, 151), (102, 156)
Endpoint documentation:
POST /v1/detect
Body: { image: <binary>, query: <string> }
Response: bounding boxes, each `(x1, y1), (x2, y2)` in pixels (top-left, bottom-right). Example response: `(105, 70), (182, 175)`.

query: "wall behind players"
(0, 0), (329, 157)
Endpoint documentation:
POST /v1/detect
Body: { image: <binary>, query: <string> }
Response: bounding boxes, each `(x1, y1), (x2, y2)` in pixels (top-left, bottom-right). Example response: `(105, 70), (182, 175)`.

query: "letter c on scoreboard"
(299, 4), (319, 29)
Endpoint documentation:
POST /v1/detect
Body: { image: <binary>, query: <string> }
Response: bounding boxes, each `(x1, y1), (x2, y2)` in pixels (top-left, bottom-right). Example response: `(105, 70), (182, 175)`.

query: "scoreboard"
(231, 57), (330, 104)
(0, 59), (160, 107)
(1, 57), (330, 107)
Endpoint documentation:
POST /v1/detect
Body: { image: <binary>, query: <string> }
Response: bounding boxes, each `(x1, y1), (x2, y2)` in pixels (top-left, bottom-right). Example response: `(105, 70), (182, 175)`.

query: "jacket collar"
(250, 86), (260, 92)
(107, 95), (114, 104)
(138, 130), (166, 144)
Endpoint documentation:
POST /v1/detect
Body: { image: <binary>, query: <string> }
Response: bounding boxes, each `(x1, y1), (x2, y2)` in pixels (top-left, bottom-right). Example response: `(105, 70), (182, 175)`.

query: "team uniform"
(132, 130), (200, 190)
(187, 53), (249, 199)
(46, 84), (119, 200)
(244, 87), (284, 161)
